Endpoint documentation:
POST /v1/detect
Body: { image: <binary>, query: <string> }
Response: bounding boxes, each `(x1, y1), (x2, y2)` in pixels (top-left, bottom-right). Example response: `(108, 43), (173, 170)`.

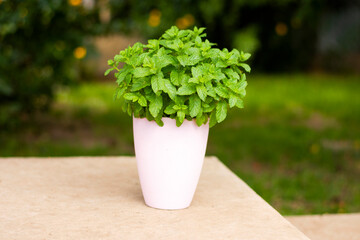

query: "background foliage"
(0, 0), (102, 127)
(107, 0), (360, 71)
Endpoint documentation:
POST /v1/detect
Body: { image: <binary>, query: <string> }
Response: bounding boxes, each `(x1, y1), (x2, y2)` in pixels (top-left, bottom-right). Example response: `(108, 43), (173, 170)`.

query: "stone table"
(287, 213), (360, 240)
(0, 156), (309, 240)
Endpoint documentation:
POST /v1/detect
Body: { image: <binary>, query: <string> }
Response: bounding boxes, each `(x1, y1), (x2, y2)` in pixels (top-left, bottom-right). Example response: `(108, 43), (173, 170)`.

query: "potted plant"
(105, 26), (251, 210)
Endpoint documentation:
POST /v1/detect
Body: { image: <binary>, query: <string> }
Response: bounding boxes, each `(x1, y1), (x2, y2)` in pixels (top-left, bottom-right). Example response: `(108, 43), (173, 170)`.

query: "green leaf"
(163, 39), (182, 51)
(132, 42), (144, 53)
(240, 52), (251, 61)
(128, 55), (140, 67)
(203, 102), (215, 112)
(213, 70), (226, 80)
(155, 117), (164, 127)
(238, 80), (247, 89)
(189, 95), (201, 117)
(223, 68), (240, 80)
(227, 52), (239, 65)
(179, 72), (190, 85)
(154, 53), (174, 69)
(124, 93), (138, 102)
(240, 73), (247, 81)
(149, 95), (163, 118)
(229, 95), (237, 108)
(163, 79), (177, 100)
(209, 111), (217, 127)
(205, 82), (217, 98)
(135, 53), (148, 66)
(238, 63), (251, 72)
(116, 68), (130, 85)
(214, 86), (229, 98)
(173, 105), (181, 110)
(239, 89), (246, 98)
(151, 73), (165, 94)
(170, 71), (180, 86)
(194, 26), (206, 35)
(133, 103), (143, 117)
(178, 30), (189, 38)
(215, 60), (227, 68)
(104, 68), (113, 76)
(126, 103), (132, 116)
(156, 47), (168, 57)
(185, 47), (200, 56)
(151, 75), (160, 93)
(138, 95), (147, 107)
(164, 103), (176, 115)
(227, 80), (247, 95)
(177, 48), (202, 66)
(146, 39), (159, 49)
(195, 36), (202, 45)
(207, 48), (221, 59)
(114, 54), (126, 62)
(216, 101), (227, 123)
(145, 108), (154, 121)
(131, 77), (150, 91)
(189, 77), (200, 84)
(165, 26), (179, 38)
(113, 87), (126, 101)
(176, 110), (185, 126)
(133, 67), (153, 78)
(196, 85), (207, 101)
(144, 89), (156, 102)
(177, 55), (190, 66)
(181, 104), (188, 110)
(191, 66), (202, 79)
(177, 85), (196, 95)
(235, 98), (244, 108)
(219, 50), (228, 60)
(143, 56), (154, 68)
(195, 113), (207, 126)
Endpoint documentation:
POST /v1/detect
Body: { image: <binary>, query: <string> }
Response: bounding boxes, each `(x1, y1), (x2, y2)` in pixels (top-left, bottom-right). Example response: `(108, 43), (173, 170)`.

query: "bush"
(0, 0), (102, 127)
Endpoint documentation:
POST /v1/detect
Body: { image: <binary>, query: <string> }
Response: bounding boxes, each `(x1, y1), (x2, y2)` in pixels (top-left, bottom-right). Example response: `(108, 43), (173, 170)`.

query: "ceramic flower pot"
(133, 117), (209, 210)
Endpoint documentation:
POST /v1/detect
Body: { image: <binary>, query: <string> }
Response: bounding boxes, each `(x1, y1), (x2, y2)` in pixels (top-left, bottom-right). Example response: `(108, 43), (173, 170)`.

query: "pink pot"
(133, 117), (209, 210)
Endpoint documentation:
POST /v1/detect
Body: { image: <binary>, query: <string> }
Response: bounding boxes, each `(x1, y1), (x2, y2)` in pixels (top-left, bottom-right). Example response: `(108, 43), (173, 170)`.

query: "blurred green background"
(0, 0), (359, 215)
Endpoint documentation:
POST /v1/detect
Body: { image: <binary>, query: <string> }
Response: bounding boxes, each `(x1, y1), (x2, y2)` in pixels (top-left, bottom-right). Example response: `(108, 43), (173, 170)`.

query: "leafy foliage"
(0, 0), (102, 127)
(106, 26), (251, 127)
(107, 0), (341, 72)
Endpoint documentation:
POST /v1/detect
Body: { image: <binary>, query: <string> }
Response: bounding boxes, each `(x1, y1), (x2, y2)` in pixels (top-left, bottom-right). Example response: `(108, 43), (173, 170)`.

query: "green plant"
(106, 26), (251, 127)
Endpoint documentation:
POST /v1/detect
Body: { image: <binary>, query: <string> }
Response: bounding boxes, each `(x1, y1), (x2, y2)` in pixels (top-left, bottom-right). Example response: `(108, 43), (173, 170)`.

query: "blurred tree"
(107, 0), (360, 72)
(0, 0), (102, 127)
(316, 1), (360, 72)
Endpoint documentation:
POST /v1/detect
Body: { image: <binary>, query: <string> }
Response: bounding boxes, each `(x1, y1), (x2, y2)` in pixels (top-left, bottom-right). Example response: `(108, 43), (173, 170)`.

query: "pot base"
(144, 202), (191, 211)
(133, 117), (209, 210)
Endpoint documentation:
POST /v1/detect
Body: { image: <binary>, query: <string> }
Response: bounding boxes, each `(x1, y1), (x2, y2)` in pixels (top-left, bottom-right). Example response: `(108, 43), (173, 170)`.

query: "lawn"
(1, 74), (359, 215)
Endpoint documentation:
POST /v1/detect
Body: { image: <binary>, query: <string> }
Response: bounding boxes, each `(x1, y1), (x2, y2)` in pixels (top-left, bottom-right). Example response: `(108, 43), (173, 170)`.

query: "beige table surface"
(0, 156), (309, 240)
(287, 213), (360, 240)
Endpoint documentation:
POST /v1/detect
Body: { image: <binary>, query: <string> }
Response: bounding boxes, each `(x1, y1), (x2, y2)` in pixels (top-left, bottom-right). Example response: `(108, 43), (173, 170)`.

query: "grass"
(1, 74), (359, 215)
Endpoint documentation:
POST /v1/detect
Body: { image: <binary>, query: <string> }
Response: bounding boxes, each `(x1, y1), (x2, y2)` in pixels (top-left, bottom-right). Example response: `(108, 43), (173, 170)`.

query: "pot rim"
(132, 115), (210, 126)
